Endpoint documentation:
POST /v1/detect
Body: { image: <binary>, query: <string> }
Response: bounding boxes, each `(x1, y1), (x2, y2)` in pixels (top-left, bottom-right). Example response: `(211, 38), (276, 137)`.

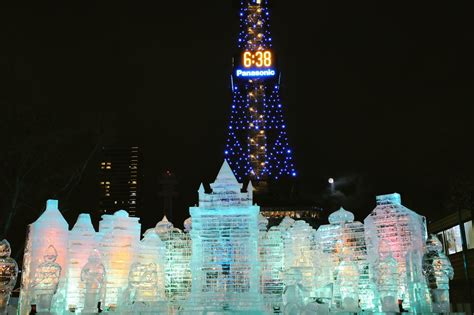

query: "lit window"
(464, 220), (474, 250)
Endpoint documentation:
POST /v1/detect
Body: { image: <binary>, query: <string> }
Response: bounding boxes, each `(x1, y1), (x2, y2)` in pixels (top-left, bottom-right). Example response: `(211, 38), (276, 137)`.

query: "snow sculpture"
(377, 252), (399, 312)
(31, 245), (62, 312)
(315, 207), (371, 310)
(19, 199), (69, 315)
(155, 216), (192, 304)
(423, 234), (454, 313)
(80, 250), (105, 313)
(98, 210), (140, 309)
(364, 193), (427, 310)
(0, 240), (18, 314)
(66, 213), (97, 311)
(186, 160), (263, 312)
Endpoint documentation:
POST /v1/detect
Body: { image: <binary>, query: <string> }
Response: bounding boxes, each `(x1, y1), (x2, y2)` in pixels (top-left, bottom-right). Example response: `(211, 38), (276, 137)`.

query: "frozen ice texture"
(315, 207), (371, 310)
(98, 210), (141, 309)
(186, 160), (263, 312)
(65, 213), (96, 311)
(19, 199), (69, 315)
(80, 250), (105, 312)
(364, 193), (427, 310)
(0, 240), (18, 314)
(423, 234), (454, 313)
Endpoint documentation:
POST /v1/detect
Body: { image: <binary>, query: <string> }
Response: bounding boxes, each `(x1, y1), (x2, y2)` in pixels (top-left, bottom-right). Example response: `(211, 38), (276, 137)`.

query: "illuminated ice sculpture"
(0, 240), (18, 314)
(185, 160), (264, 312)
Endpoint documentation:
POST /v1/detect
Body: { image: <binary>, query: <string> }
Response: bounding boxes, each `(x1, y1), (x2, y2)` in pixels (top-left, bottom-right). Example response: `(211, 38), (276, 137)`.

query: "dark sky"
(1, 1), (473, 234)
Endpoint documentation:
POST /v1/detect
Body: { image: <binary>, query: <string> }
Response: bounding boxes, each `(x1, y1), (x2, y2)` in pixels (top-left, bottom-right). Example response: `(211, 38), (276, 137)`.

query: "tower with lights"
(225, 0), (296, 185)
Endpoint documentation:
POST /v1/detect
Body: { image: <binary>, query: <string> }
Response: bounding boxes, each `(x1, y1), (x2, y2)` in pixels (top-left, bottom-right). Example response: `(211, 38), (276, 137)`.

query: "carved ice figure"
(377, 252), (399, 312)
(19, 199), (69, 315)
(80, 250), (105, 312)
(315, 207), (371, 309)
(97, 209), (141, 309)
(364, 193), (427, 310)
(423, 234), (454, 313)
(0, 240), (18, 314)
(32, 245), (62, 312)
(336, 249), (359, 312)
(283, 269), (307, 315)
(66, 213), (96, 311)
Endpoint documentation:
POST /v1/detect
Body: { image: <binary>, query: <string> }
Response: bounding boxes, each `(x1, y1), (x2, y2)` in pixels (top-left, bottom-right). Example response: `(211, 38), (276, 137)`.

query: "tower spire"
(225, 0), (296, 183)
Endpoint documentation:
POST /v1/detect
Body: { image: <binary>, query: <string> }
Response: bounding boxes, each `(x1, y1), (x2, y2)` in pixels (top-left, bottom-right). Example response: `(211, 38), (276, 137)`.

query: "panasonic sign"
(236, 68), (276, 78)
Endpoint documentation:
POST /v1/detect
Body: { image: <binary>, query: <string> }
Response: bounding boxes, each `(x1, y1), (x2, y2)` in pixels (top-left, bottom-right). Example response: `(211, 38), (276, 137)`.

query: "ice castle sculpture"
(315, 207), (372, 310)
(185, 160), (264, 312)
(423, 234), (454, 313)
(364, 193), (428, 310)
(0, 240), (18, 314)
(15, 187), (454, 314)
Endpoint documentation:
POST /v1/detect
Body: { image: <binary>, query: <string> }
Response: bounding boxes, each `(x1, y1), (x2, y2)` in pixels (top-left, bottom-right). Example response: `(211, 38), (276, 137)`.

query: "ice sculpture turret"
(364, 193), (427, 310)
(98, 209), (140, 309)
(185, 160), (263, 312)
(423, 234), (454, 313)
(315, 207), (371, 310)
(66, 213), (97, 311)
(0, 240), (18, 314)
(19, 199), (69, 315)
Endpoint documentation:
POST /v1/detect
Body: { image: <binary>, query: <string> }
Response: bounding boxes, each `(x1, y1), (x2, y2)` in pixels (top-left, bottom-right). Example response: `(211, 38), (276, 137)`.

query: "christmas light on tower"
(225, 0), (296, 183)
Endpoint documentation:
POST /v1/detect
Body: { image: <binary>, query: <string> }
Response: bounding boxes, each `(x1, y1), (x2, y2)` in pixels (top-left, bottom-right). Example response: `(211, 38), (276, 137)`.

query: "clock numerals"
(243, 50), (272, 68)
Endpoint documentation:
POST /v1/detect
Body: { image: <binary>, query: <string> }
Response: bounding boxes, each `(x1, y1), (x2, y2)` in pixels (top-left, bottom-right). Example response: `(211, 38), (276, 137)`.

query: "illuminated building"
(260, 206), (323, 228)
(99, 146), (141, 217)
(225, 0), (296, 183)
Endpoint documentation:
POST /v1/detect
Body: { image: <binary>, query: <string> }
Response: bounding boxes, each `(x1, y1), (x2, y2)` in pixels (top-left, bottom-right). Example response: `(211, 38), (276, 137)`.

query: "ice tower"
(364, 193), (428, 311)
(185, 160), (264, 312)
(225, 0), (296, 182)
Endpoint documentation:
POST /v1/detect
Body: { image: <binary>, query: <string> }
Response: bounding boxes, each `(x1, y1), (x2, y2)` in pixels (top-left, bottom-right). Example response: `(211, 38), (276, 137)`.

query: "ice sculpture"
(31, 245), (62, 312)
(155, 216), (192, 304)
(284, 220), (315, 299)
(80, 250), (105, 313)
(0, 240), (18, 314)
(98, 210), (141, 309)
(133, 228), (166, 303)
(283, 269), (307, 314)
(423, 234), (454, 313)
(185, 160), (263, 312)
(335, 249), (359, 312)
(66, 213), (96, 311)
(364, 193), (427, 310)
(315, 207), (371, 310)
(19, 199), (69, 315)
(406, 249), (432, 313)
(377, 252), (399, 312)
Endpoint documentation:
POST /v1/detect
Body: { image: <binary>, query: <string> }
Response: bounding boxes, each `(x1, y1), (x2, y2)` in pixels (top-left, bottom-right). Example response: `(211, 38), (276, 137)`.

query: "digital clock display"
(242, 50), (272, 68)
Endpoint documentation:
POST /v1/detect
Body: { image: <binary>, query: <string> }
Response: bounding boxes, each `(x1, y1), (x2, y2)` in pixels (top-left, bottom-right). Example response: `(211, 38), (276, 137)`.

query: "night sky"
(1, 1), (473, 246)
